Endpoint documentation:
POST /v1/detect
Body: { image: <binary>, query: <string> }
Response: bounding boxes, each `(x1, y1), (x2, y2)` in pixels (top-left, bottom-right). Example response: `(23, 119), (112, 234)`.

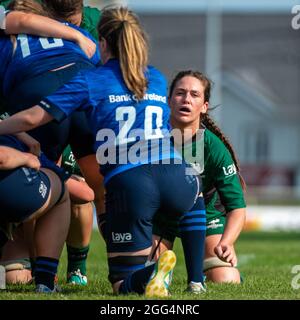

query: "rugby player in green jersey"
(152, 70), (246, 286)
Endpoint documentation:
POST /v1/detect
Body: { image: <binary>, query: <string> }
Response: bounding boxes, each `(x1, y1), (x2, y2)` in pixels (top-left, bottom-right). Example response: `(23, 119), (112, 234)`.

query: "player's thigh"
(24, 168), (66, 221)
(205, 234), (223, 258)
(105, 165), (159, 254)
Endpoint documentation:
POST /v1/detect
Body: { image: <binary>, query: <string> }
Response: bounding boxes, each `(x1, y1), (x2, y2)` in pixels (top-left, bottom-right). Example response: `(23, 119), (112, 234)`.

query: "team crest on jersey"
(222, 164), (237, 177)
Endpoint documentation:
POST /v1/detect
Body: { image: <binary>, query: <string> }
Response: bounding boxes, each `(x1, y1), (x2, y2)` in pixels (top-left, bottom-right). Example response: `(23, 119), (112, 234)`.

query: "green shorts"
(152, 213), (226, 242)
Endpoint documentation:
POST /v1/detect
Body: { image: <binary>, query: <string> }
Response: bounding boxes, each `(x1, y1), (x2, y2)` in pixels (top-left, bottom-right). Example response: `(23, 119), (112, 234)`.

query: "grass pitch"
(1, 231), (300, 300)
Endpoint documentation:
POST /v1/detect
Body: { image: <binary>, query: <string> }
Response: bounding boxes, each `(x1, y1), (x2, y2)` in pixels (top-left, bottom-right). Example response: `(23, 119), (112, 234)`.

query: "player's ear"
(99, 37), (107, 51)
(99, 37), (110, 64)
(201, 101), (208, 114)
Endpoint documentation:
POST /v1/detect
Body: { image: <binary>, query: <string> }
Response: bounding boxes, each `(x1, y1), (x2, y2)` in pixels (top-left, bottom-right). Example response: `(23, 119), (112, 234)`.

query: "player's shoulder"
(146, 65), (167, 87)
(204, 128), (223, 146)
(147, 65), (166, 79)
(204, 128), (231, 160)
(80, 63), (119, 95)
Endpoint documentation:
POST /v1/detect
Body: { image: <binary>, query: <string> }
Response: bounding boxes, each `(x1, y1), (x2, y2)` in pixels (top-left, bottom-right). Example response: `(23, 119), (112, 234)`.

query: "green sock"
(67, 245), (89, 275)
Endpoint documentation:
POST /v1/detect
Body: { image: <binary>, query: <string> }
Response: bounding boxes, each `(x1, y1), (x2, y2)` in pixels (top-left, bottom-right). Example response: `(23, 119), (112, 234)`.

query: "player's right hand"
(214, 243), (238, 267)
(25, 153), (41, 171)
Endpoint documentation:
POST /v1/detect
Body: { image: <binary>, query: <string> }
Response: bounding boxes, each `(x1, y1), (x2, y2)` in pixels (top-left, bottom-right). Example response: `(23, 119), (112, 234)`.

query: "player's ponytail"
(98, 6), (148, 100)
(201, 112), (246, 191)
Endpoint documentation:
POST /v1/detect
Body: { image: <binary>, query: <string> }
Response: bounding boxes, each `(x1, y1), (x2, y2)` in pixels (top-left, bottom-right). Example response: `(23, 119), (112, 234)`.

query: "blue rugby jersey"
(39, 59), (182, 182)
(0, 34), (12, 93)
(0, 22), (100, 95)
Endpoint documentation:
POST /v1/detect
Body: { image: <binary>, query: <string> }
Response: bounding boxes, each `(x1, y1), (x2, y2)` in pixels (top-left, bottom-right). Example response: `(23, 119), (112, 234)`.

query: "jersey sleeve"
(38, 72), (91, 123)
(205, 131), (246, 212)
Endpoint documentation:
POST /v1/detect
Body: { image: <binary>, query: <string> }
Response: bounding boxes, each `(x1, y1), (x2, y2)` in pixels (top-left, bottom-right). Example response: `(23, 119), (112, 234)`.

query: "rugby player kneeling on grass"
(151, 70), (246, 290)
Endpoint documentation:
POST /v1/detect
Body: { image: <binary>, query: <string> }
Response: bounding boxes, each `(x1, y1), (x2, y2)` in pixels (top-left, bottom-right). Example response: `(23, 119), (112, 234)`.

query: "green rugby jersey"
(81, 6), (101, 41)
(188, 128), (246, 221)
(0, 1), (10, 8)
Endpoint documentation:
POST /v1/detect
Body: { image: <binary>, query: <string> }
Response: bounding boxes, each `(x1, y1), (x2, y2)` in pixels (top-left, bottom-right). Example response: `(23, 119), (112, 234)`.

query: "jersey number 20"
(115, 106), (164, 144)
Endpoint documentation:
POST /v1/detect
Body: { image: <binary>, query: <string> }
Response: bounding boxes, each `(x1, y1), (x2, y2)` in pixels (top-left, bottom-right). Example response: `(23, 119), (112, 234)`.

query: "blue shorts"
(105, 161), (201, 253)
(0, 136), (51, 223)
(0, 166), (51, 223)
(7, 61), (95, 162)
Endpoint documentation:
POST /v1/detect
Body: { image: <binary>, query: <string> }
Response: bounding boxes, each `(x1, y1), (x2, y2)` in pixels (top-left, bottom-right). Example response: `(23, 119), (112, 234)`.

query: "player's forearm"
(0, 146), (31, 169)
(0, 106), (53, 135)
(5, 11), (84, 42)
(219, 208), (246, 245)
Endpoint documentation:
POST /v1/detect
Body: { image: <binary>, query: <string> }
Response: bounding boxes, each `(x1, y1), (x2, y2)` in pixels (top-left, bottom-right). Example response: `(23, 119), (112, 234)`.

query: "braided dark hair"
(169, 70), (246, 191)
(201, 112), (246, 190)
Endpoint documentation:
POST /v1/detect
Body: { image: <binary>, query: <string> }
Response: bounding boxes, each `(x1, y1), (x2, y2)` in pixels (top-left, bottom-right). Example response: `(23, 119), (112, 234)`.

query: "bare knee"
(2, 259), (32, 284)
(6, 269), (32, 284)
(205, 267), (241, 283)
